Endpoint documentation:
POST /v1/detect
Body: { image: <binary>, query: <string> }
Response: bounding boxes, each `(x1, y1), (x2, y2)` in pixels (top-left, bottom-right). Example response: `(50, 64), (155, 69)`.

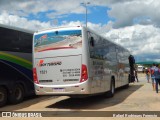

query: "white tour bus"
(33, 26), (130, 97)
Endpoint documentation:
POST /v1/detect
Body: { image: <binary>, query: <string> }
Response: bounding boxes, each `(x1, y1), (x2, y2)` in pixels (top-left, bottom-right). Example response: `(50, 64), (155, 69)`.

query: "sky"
(0, 0), (160, 63)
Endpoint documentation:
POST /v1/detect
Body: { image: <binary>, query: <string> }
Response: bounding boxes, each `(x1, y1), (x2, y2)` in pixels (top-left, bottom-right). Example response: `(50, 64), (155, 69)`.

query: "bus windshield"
(34, 30), (82, 52)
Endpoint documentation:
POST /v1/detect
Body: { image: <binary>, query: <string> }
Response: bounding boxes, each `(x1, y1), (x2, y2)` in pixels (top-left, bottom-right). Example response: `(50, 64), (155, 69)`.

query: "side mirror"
(90, 37), (94, 47)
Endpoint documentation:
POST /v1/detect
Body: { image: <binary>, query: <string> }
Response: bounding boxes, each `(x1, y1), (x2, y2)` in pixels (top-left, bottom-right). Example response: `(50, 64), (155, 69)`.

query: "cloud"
(87, 21), (113, 34)
(0, 12), (52, 31)
(105, 24), (160, 62)
(1, 0), (160, 29)
(106, 0), (160, 28)
(60, 20), (113, 34)
(0, 0), (110, 20)
(0, 11), (112, 32)
(0, 0), (77, 17)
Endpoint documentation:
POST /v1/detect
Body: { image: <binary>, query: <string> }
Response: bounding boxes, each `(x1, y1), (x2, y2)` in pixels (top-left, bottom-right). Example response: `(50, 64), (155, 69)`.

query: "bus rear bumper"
(34, 83), (90, 95)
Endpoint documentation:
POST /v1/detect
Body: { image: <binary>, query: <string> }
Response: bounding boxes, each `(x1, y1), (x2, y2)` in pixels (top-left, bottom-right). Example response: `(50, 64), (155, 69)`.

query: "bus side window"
(90, 37), (94, 47)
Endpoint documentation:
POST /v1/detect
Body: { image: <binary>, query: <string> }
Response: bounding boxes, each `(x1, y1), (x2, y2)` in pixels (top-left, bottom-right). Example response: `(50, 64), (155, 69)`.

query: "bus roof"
(0, 23), (34, 34)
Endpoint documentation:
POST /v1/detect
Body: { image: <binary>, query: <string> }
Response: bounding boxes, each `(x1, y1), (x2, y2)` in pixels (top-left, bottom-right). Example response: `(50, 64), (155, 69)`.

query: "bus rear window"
(34, 30), (82, 52)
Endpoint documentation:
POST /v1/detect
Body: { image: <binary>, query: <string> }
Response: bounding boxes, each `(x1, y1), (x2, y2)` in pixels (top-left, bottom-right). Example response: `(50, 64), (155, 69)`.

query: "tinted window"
(0, 27), (32, 53)
(19, 32), (32, 53)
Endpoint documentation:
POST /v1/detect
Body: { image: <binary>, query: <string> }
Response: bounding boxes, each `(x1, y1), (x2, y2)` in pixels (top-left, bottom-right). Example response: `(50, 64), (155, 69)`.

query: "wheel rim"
(15, 87), (22, 100)
(111, 82), (114, 94)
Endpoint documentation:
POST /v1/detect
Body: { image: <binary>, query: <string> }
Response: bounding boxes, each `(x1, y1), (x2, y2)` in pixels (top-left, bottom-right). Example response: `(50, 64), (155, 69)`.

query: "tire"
(108, 80), (115, 97)
(103, 79), (115, 98)
(9, 84), (24, 104)
(0, 87), (7, 107)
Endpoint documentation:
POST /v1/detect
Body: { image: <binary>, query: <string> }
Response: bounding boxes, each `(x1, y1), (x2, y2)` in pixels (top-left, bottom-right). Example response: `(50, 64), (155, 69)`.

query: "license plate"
(53, 88), (65, 92)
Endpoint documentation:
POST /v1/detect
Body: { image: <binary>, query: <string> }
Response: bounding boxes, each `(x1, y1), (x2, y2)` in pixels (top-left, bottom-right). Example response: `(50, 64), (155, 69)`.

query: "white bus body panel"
(35, 55), (82, 85)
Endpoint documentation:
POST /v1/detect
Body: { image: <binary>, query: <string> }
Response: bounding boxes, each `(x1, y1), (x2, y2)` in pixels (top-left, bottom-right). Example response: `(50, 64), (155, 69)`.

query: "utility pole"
(81, 2), (90, 27)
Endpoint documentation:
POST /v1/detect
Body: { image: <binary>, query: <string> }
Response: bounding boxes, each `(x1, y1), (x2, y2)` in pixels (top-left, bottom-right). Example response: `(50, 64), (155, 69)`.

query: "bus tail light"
(80, 64), (88, 82)
(33, 68), (39, 84)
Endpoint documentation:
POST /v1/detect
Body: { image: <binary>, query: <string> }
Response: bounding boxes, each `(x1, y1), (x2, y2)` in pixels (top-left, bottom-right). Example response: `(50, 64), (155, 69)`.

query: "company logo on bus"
(37, 60), (62, 67)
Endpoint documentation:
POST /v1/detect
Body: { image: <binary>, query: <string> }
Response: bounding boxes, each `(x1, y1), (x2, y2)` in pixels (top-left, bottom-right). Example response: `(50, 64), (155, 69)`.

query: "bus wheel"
(0, 87), (7, 107)
(108, 80), (115, 97)
(103, 79), (115, 98)
(9, 84), (24, 104)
